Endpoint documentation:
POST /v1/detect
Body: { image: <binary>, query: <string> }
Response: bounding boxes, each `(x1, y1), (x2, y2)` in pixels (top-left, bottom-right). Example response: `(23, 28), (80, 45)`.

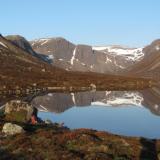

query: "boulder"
(44, 119), (53, 124)
(2, 123), (25, 135)
(4, 100), (36, 123)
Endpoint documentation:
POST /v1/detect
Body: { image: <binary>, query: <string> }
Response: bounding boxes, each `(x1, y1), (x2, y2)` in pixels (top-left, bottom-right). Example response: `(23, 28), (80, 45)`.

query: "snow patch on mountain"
(70, 47), (77, 65)
(92, 46), (144, 61)
(105, 56), (112, 63)
(114, 60), (125, 69)
(92, 46), (108, 51)
(31, 38), (52, 46)
(0, 42), (8, 48)
(39, 39), (51, 46)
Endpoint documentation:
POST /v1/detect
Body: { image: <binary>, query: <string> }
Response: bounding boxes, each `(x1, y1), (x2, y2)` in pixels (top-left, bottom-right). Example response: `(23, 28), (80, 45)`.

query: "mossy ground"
(0, 120), (160, 160)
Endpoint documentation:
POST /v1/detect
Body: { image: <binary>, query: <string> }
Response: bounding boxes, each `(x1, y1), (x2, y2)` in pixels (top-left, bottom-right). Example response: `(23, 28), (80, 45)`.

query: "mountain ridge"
(2, 34), (160, 81)
(30, 36), (146, 74)
(0, 34), (152, 95)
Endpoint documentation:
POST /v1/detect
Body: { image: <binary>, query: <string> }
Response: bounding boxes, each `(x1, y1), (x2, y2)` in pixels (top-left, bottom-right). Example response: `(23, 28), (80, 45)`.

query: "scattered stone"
(158, 153), (160, 160)
(32, 83), (37, 87)
(44, 119), (53, 124)
(2, 123), (25, 135)
(3, 85), (6, 89)
(42, 68), (46, 72)
(58, 122), (64, 127)
(120, 138), (130, 147)
(90, 83), (96, 91)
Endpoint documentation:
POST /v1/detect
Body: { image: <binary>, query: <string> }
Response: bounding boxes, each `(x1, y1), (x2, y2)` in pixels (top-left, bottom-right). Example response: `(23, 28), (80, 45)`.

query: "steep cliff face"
(5, 35), (53, 63)
(6, 35), (36, 55)
(30, 38), (144, 74)
(31, 37), (75, 62)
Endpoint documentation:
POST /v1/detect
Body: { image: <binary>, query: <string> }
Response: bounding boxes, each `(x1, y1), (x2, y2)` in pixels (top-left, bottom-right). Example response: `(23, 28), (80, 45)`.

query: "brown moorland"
(0, 120), (159, 160)
(0, 35), (156, 96)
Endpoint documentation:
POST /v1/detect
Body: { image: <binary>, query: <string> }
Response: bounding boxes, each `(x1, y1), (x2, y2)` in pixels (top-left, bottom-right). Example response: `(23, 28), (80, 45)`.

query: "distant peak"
(5, 35), (29, 43)
(151, 39), (160, 46)
(32, 37), (67, 42)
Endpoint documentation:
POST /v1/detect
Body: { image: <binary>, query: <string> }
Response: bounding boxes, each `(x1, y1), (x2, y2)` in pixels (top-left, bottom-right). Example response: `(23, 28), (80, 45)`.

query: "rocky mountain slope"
(128, 39), (160, 79)
(31, 37), (160, 80)
(6, 35), (160, 80)
(0, 34), (151, 96)
(30, 38), (144, 74)
(0, 34), (63, 90)
(5, 35), (52, 63)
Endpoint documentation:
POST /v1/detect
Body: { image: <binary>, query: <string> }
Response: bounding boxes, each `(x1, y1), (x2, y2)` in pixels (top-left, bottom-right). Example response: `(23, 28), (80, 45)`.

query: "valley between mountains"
(0, 34), (159, 96)
(0, 34), (160, 160)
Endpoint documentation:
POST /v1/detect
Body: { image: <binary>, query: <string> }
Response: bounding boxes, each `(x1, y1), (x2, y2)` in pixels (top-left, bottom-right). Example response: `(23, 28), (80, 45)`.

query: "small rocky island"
(0, 100), (160, 160)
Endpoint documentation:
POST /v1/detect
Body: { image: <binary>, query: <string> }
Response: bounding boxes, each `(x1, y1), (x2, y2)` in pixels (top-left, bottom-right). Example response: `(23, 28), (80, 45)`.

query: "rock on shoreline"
(4, 100), (34, 123)
(2, 123), (25, 135)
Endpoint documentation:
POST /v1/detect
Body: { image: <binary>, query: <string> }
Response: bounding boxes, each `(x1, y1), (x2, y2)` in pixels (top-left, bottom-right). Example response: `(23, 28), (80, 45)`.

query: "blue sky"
(0, 0), (160, 47)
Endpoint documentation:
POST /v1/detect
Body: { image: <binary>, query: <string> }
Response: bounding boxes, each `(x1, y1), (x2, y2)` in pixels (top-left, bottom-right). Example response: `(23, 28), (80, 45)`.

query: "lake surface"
(39, 106), (160, 139)
(19, 87), (160, 138)
(30, 87), (160, 138)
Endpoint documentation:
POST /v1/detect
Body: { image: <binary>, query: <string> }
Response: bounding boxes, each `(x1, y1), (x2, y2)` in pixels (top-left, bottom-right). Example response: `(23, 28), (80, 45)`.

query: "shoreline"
(0, 118), (160, 160)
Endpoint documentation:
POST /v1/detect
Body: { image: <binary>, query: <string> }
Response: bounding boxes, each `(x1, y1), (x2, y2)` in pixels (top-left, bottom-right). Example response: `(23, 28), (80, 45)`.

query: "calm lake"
(28, 87), (160, 138)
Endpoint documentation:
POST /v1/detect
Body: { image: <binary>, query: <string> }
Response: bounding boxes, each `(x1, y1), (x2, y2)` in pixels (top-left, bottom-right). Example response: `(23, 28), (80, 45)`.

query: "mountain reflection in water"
(1, 87), (160, 138)
(31, 87), (160, 138)
(31, 87), (160, 116)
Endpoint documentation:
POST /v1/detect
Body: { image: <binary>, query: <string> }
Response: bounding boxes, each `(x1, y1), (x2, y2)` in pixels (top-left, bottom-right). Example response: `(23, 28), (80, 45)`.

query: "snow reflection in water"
(31, 87), (160, 138)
